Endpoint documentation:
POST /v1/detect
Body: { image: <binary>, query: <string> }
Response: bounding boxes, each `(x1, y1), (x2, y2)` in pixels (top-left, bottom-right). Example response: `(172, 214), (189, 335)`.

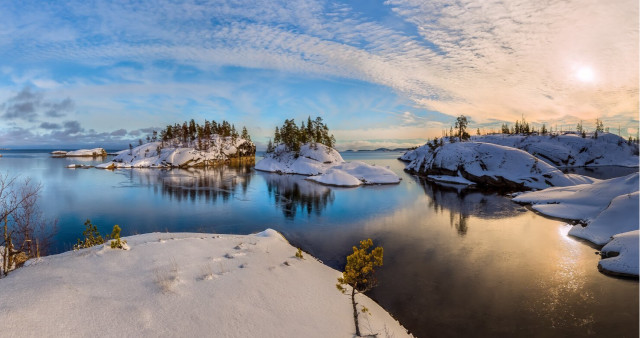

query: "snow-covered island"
(0, 230), (410, 337)
(255, 116), (400, 187)
(514, 173), (639, 277)
(98, 138), (254, 169)
(51, 148), (107, 157)
(95, 120), (256, 169)
(402, 141), (595, 190)
(256, 144), (401, 187)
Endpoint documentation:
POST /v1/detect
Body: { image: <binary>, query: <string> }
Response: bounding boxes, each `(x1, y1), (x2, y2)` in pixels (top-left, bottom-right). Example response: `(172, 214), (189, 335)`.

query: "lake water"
(0, 149), (637, 337)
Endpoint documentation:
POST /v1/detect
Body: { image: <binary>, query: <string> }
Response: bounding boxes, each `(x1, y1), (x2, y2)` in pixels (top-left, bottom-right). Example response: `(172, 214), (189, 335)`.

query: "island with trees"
(255, 116), (401, 187)
(97, 119), (256, 169)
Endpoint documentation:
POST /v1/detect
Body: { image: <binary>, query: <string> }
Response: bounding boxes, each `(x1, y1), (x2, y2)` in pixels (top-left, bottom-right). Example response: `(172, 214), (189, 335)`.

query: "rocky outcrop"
(404, 142), (595, 191)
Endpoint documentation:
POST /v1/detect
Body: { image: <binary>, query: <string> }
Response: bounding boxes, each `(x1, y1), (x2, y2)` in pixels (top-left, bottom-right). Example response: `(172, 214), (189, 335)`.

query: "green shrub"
(295, 247), (304, 259)
(73, 219), (106, 250)
(110, 225), (127, 249)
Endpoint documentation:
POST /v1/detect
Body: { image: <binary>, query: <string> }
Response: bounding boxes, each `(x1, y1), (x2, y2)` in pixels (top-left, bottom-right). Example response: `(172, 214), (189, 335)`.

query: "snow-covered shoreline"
(513, 173), (639, 276)
(0, 230), (411, 337)
(256, 144), (401, 187)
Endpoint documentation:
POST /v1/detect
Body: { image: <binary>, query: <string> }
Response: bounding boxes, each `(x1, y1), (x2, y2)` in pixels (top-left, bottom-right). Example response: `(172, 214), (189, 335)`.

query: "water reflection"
(260, 173), (335, 219)
(413, 176), (526, 236)
(114, 163), (254, 204)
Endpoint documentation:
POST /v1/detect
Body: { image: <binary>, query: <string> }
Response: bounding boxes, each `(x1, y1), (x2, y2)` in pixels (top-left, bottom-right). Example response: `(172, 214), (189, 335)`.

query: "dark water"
(0, 150), (637, 337)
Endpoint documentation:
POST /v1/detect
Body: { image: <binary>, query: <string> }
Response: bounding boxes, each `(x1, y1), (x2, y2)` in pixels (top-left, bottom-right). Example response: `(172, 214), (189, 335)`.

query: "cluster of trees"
(131, 119), (254, 154)
(266, 116), (336, 153)
(158, 119), (251, 150)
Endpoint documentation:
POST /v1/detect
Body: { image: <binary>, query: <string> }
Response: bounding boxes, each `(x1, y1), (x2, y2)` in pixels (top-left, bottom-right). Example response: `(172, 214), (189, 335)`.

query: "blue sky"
(0, 0), (637, 149)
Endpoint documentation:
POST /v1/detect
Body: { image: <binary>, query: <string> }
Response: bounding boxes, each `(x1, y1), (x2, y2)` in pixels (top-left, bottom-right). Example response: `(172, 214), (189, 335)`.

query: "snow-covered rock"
(513, 173), (639, 276)
(598, 230), (639, 277)
(57, 148), (107, 157)
(255, 144), (343, 175)
(307, 161), (401, 187)
(402, 133), (639, 168)
(66, 164), (94, 169)
(474, 133), (638, 167)
(256, 144), (401, 187)
(98, 137), (254, 169)
(0, 231), (411, 337)
(513, 173), (638, 222)
(404, 142), (595, 190)
(568, 192), (639, 245)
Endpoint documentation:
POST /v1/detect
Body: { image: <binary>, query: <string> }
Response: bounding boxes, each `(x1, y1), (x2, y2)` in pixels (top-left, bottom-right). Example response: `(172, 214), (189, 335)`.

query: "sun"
(576, 66), (595, 83)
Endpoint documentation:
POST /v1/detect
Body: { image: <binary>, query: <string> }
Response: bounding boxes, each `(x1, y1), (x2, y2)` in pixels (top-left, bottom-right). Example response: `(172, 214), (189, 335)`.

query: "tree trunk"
(352, 287), (360, 336)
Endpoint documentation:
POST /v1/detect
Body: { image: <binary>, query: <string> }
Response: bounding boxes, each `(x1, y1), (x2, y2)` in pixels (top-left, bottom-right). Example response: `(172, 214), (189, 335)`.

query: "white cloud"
(0, 0), (637, 140)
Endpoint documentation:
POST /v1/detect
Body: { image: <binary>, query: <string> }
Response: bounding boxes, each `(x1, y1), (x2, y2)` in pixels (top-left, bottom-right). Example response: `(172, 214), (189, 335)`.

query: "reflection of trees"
(120, 161), (254, 204)
(262, 173), (335, 219)
(416, 177), (524, 236)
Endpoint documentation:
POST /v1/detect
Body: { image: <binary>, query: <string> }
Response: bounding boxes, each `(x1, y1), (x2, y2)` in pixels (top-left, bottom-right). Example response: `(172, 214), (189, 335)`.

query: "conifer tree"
(336, 239), (383, 337)
(274, 127), (281, 145)
(241, 126), (251, 142)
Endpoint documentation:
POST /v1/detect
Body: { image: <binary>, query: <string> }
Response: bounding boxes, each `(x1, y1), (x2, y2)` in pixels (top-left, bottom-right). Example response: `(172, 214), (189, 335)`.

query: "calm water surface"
(0, 150), (637, 337)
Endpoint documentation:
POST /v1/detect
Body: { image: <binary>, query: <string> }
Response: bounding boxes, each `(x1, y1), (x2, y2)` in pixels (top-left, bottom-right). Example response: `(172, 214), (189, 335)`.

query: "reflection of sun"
(576, 66), (595, 83)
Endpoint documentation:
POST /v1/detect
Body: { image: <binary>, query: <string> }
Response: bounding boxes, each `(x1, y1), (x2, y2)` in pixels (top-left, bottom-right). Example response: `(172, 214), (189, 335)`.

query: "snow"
(598, 230), (639, 277)
(61, 148), (107, 157)
(255, 144), (343, 175)
(307, 168), (363, 187)
(98, 137), (253, 169)
(404, 142), (596, 190)
(513, 173), (639, 276)
(256, 144), (401, 187)
(401, 133), (639, 168)
(66, 164), (93, 169)
(568, 192), (639, 245)
(0, 231), (410, 337)
(512, 173), (638, 222)
(471, 133), (639, 167)
(427, 173), (475, 185)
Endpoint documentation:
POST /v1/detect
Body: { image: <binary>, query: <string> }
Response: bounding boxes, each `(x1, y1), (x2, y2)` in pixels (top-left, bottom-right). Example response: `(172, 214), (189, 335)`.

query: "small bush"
(295, 247), (304, 259)
(110, 225), (127, 249)
(74, 219), (106, 250)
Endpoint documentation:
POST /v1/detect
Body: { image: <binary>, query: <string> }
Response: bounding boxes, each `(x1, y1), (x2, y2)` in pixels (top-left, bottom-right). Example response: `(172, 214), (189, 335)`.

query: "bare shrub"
(154, 258), (179, 293)
(1, 173), (57, 276)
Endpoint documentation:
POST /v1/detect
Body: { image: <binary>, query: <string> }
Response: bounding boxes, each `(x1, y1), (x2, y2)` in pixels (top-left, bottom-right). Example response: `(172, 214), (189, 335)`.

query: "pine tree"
(241, 126), (251, 142)
(454, 115), (469, 141)
(336, 239), (383, 337)
(274, 127), (281, 145)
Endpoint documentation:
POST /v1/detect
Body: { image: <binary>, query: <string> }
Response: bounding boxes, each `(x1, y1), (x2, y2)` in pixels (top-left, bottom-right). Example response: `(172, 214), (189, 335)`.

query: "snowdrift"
(514, 173), (639, 276)
(255, 144), (401, 187)
(403, 142), (595, 190)
(97, 137), (254, 169)
(0, 231), (410, 337)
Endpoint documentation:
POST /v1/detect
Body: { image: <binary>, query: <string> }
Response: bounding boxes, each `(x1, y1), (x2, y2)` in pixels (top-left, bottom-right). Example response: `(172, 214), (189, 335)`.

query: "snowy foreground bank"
(0, 230), (410, 337)
(96, 137), (254, 169)
(514, 173), (639, 276)
(403, 142), (594, 190)
(255, 144), (401, 187)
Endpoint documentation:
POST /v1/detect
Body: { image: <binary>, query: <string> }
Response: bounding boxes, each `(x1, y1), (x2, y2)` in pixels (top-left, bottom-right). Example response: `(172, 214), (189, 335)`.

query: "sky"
(0, 0), (637, 150)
